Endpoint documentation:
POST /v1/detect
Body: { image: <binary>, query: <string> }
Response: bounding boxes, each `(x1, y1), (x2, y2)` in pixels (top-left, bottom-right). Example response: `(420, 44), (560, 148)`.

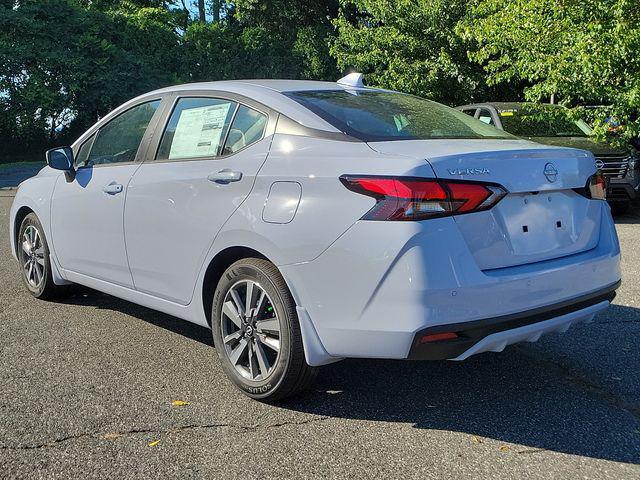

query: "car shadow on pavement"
(59, 288), (639, 465)
(59, 287), (213, 347)
(284, 303), (640, 465)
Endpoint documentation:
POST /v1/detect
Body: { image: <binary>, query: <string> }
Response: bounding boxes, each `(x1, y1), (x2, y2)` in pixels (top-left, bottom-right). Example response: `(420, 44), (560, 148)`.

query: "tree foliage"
(1, 0), (638, 158)
(459, 0), (640, 142)
(331, 0), (510, 106)
(0, 0), (180, 155)
(0, 0), (338, 158)
(231, 0), (339, 80)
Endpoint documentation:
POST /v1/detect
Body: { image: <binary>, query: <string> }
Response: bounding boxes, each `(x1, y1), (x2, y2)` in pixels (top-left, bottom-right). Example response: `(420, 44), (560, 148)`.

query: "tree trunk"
(212, 0), (221, 22)
(49, 113), (57, 142)
(198, 0), (206, 22)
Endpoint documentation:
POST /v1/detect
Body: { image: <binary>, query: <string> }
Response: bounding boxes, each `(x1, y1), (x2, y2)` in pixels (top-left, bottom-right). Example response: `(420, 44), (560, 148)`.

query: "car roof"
(71, 79), (398, 148)
(134, 80), (385, 132)
(148, 79), (364, 93)
(150, 79), (361, 94)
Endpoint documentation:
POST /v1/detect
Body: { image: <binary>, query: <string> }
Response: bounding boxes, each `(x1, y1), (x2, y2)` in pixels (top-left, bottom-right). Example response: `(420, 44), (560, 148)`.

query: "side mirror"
(45, 147), (75, 171)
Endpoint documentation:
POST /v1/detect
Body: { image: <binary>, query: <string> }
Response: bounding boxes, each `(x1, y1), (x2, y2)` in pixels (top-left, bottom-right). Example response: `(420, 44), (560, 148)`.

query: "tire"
(17, 213), (72, 299)
(610, 202), (630, 216)
(211, 258), (317, 401)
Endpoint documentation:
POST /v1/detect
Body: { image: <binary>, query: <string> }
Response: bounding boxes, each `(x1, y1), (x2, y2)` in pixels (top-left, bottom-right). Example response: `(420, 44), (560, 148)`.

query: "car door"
(50, 99), (164, 287)
(124, 93), (274, 304)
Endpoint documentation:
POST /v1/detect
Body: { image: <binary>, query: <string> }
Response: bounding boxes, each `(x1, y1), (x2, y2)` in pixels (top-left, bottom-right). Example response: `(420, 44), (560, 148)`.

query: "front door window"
(80, 100), (160, 167)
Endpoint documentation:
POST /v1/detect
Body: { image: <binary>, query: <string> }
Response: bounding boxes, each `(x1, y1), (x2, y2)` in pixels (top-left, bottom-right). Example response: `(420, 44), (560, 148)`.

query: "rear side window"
(284, 90), (513, 142)
(157, 98), (237, 160)
(478, 108), (495, 126)
(86, 100), (160, 166)
(222, 105), (267, 155)
(498, 105), (592, 137)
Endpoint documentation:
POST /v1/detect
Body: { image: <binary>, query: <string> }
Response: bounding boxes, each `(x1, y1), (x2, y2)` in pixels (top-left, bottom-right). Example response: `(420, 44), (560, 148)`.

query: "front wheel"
(211, 258), (316, 401)
(18, 213), (71, 299)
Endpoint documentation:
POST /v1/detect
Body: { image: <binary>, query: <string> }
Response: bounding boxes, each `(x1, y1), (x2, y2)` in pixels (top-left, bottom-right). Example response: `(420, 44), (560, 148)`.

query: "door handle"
(103, 182), (123, 195)
(207, 169), (243, 184)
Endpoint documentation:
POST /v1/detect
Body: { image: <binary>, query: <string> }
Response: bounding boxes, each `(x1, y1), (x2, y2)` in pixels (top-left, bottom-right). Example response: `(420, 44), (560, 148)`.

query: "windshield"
(498, 105), (593, 137)
(284, 90), (514, 141)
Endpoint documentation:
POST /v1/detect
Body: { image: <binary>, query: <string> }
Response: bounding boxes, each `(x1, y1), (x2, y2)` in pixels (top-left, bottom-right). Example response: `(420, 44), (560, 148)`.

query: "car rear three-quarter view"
(9, 75), (621, 401)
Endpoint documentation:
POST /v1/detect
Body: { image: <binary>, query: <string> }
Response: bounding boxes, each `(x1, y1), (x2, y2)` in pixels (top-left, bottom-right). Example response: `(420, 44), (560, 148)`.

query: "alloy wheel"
(21, 225), (45, 289)
(220, 280), (282, 381)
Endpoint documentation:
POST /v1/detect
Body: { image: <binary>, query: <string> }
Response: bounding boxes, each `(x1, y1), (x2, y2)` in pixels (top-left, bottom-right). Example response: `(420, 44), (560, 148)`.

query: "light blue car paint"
(10, 79), (621, 369)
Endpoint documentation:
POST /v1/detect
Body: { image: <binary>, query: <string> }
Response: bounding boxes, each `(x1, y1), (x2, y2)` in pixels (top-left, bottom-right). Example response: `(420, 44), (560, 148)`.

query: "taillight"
(575, 171), (607, 200)
(340, 175), (507, 221)
(589, 171), (607, 200)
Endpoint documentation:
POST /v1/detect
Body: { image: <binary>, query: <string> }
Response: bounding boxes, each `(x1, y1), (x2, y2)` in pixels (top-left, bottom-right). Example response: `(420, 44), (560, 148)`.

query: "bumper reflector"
(420, 332), (459, 343)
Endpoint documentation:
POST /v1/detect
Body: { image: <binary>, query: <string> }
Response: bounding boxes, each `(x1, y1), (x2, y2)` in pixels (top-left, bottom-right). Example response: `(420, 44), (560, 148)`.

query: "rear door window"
(157, 98), (237, 160)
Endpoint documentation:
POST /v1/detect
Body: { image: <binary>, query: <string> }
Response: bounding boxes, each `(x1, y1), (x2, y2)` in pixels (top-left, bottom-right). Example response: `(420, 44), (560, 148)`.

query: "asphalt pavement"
(0, 163), (44, 190)
(0, 168), (639, 479)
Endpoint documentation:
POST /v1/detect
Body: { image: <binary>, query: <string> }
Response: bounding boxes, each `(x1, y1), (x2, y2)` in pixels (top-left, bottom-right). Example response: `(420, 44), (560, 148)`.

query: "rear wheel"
(211, 258), (316, 401)
(18, 213), (71, 299)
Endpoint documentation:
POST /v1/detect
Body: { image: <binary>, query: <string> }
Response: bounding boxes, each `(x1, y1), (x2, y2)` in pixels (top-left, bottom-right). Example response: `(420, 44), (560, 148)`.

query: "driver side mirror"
(45, 147), (75, 172)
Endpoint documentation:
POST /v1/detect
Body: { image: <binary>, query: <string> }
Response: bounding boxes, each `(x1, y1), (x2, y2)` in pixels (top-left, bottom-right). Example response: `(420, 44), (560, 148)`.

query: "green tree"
(232, 0), (340, 80)
(331, 0), (500, 105)
(459, 0), (640, 142)
(0, 0), (180, 157)
(0, 0), (347, 160)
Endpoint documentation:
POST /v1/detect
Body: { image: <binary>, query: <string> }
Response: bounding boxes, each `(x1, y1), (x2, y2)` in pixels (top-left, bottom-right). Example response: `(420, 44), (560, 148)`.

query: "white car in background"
(10, 74), (621, 401)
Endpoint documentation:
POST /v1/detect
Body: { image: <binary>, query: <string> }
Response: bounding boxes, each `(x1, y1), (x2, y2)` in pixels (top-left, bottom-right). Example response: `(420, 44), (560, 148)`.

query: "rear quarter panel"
(209, 133), (436, 268)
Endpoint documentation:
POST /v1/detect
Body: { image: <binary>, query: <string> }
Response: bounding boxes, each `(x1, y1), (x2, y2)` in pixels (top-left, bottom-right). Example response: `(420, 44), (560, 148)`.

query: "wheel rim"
(20, 225), (45, 289)
(220, 280), (281, 381)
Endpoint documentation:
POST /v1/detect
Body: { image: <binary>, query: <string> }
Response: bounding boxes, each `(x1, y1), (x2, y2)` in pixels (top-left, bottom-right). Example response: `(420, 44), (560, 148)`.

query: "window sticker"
(393, 114), (410, 131)
(169, 103), (232, 159)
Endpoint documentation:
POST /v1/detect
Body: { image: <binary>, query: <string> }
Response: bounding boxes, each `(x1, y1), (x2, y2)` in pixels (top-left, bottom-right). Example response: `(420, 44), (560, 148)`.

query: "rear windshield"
(284, 90), (514, 142)
(499, 105), (593, 137)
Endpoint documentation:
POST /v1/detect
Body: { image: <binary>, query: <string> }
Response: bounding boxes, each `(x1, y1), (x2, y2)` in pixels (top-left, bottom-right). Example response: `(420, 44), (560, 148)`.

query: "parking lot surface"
(1, 183), (639, 479)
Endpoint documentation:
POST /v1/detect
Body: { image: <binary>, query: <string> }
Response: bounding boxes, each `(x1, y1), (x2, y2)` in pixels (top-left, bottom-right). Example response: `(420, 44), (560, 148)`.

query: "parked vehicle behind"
(10, 76), (621, 401)
(456, 102), (639, 214)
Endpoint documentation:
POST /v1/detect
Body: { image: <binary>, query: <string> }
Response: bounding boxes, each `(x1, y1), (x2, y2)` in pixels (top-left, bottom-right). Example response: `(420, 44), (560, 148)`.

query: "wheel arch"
(201, 246), (269, 327)
(199, 244), (338, 367)
(13, 205), (35, 258)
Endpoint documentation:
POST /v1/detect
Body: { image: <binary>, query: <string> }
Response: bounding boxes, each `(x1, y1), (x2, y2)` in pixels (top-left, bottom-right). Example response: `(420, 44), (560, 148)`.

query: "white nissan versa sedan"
(10, 74), (621, 401)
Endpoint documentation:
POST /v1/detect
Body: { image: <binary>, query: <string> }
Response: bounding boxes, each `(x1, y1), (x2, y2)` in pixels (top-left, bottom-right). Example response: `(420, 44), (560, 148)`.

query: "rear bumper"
(280, 202), (621, 361)
(407, 281), (618, 360)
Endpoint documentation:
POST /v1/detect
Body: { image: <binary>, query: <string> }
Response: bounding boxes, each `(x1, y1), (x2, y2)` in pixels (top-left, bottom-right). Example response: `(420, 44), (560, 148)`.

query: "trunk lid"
(368, 139), (601, 270)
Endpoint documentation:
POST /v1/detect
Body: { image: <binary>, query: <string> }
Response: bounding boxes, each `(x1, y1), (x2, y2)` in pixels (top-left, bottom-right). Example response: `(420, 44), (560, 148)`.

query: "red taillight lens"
(575, 171), (608, 200)
(340, 175), (507, 221)
(589, 171), (607, 200)
(446, 182), (493, 212)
